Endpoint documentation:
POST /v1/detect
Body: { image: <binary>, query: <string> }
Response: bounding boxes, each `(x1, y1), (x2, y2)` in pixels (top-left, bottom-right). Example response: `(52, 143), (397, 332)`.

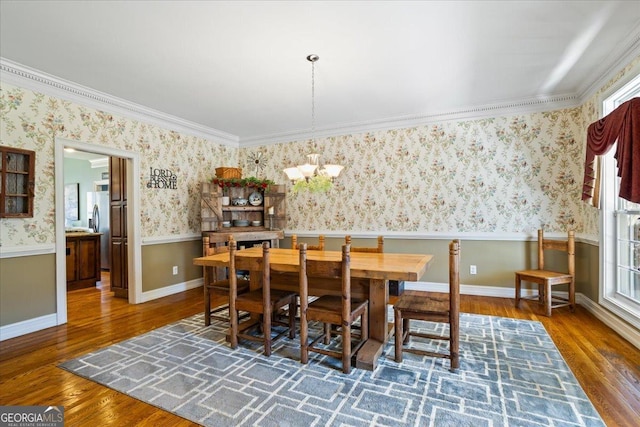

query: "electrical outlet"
(470, 265), (477, 275)
(172, 266), (178, 275)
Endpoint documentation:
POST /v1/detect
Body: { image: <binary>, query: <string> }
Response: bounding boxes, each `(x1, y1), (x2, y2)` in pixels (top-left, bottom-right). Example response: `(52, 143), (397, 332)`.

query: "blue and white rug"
(59, 313), (604, 426)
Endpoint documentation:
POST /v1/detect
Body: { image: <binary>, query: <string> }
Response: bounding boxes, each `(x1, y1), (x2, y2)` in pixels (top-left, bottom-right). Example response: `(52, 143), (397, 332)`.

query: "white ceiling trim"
(240, 94), (579, 147)
(0, 58), (239, 147)
(577, 29), (640, 104)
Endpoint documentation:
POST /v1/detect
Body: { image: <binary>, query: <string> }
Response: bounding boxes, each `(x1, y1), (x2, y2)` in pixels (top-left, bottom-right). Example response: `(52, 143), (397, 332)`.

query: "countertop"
(65, 231), (102, 237)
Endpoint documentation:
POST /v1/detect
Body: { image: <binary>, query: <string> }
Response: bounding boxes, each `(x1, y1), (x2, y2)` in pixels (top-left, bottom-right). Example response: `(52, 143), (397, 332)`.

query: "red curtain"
(582, 97), (640, 205)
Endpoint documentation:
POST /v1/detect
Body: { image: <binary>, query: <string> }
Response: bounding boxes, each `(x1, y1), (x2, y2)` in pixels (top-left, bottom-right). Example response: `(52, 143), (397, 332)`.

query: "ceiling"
(1, 1), (639, 145)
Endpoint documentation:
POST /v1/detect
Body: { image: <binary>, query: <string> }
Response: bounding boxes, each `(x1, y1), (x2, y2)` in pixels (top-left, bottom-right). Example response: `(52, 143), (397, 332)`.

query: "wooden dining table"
(193, 247), (433, 370)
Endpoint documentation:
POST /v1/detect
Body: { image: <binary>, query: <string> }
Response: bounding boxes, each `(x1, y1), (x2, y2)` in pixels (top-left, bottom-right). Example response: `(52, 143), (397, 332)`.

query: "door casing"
(55, 137), (142, 325)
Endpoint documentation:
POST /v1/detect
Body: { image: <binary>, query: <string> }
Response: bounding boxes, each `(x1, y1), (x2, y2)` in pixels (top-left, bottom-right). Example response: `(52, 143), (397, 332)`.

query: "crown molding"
(0, 58), (239, 147)
(577, 27), (640, 104)
(240, 94), (579, 147)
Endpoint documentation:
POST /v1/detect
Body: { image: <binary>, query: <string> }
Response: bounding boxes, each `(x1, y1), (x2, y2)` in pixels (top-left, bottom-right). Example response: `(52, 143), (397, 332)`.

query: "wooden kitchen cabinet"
(110, 156), (128, 298)
(66, 233), (101, 291)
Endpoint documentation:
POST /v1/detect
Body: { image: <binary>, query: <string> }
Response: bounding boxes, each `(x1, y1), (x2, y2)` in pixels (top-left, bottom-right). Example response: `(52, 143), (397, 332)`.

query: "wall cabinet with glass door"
(0, 146), (35, 218)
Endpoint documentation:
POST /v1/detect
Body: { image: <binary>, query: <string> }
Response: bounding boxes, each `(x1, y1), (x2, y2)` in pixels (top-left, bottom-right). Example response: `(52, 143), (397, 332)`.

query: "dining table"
(193, 246), (433, 371)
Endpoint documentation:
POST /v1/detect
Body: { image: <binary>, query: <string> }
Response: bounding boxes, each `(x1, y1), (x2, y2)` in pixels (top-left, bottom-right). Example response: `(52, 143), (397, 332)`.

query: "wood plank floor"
(1, 274), (639, 426)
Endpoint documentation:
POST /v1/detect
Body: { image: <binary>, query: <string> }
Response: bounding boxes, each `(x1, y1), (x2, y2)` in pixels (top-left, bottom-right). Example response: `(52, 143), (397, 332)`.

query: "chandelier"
(283, 54), (343, 191)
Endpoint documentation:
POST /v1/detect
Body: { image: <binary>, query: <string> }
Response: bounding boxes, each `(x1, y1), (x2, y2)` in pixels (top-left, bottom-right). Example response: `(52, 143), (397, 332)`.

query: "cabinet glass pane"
(6, 152), (27, 172)
(6, 173), (28, 195)
(5, 196), (26, 214)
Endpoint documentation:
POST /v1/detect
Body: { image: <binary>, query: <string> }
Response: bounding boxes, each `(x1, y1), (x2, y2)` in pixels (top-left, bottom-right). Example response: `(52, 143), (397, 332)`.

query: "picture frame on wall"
(64, 183), (80, 221)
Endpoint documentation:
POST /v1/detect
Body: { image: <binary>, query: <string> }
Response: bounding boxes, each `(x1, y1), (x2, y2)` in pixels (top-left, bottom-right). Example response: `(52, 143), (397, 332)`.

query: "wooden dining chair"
(291, 234), (325, 251)
(229, 241), (297, 356)
(393, 239), (460, 371)
(202, 235), (249, 326)
(345, 235), (384, 253)
(298, 243), (369, 374)
(515, 229), (575, 317)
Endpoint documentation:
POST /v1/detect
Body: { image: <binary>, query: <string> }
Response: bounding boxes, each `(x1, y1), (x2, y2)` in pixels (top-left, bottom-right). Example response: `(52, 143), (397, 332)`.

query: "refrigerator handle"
(92, 204), (100, 233)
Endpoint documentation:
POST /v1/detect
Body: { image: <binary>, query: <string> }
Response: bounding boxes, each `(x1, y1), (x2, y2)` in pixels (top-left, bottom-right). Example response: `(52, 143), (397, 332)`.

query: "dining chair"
(393, 239), (460, 371)
(291, 234), (325, 251)
(202, 235), (249, 326)
(515, 229), (575, 317)
(341, 235), (385, 333)
(298, 243), (369, 374)
(345, 235), (384, 253)
(229, 241), (297, 356)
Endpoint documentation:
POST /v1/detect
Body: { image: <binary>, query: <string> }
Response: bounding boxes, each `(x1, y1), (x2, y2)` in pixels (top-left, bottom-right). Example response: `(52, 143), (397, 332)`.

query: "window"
(0, 145), (36, 218)
(601, 72), (640, 328)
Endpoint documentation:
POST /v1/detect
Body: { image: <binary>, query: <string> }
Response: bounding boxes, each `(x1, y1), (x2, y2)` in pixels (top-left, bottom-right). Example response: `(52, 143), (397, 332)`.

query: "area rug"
(59, 312), (604, 426)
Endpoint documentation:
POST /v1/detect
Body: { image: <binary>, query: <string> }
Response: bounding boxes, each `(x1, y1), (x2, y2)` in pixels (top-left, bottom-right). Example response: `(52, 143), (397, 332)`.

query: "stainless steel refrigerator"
(88, 191), (110, 270)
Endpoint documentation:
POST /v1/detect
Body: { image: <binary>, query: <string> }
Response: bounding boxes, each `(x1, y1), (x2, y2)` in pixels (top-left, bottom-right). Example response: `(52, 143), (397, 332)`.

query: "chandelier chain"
(311, 57), (316, 144)
(281, 54), (342, 189)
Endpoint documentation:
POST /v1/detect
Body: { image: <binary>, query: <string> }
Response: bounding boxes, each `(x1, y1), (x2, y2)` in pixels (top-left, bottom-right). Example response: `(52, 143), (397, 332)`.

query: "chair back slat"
(345, 235), (384, 253)
(292, 234), (325, 251)
(304, 245), (351, 315)
(305, 258), (343, 278)
(538, 229), (575, 274)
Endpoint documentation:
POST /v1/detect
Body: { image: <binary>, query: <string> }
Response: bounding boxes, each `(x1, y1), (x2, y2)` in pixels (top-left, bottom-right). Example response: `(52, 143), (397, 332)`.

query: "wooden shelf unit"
(200, 181), (286, 251)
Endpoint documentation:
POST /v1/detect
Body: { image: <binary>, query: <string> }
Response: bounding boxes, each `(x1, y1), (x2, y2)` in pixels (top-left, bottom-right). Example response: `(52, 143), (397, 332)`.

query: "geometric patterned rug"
(59, 312), (605, 426)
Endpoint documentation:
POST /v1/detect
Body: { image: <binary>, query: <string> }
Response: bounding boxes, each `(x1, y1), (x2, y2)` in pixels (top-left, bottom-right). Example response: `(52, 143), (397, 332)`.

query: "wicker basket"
(215, 167), (242, 179)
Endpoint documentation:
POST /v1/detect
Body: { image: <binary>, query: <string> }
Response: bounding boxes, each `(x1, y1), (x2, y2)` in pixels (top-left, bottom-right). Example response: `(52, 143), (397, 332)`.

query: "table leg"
(204, 266), (211, 326)
(356, 278), (387, 371)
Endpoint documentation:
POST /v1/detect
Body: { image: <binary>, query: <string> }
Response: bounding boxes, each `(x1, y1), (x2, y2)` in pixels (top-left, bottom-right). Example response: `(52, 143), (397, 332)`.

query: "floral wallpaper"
(0, 82), (236, 247)
(241, 107), (588, 235)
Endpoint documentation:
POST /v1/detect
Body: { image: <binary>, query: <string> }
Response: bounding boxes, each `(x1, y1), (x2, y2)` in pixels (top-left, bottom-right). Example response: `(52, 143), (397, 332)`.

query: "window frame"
(599, 70), (640, 329)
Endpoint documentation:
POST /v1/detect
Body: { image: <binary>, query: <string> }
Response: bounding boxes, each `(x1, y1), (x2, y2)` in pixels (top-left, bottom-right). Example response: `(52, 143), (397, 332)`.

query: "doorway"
(54, 137), (142, 326)
(63, 150), (110, 272)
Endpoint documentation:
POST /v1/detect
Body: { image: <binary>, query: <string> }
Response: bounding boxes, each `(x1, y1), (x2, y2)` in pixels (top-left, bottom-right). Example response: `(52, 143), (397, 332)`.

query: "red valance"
(582, 97), (640, 204)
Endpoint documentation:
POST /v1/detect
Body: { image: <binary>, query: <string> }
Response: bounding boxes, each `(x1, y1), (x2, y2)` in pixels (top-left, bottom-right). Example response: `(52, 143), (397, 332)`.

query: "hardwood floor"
(1, 275), (639, 426)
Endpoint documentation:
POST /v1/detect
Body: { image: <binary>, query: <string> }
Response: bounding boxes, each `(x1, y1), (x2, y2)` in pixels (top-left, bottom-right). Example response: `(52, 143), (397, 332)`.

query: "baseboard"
(140, 278), (203, 302)
(577, 294), (640, 350)
(0, 313), (57, 341)
(405, 281), (536, 298)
